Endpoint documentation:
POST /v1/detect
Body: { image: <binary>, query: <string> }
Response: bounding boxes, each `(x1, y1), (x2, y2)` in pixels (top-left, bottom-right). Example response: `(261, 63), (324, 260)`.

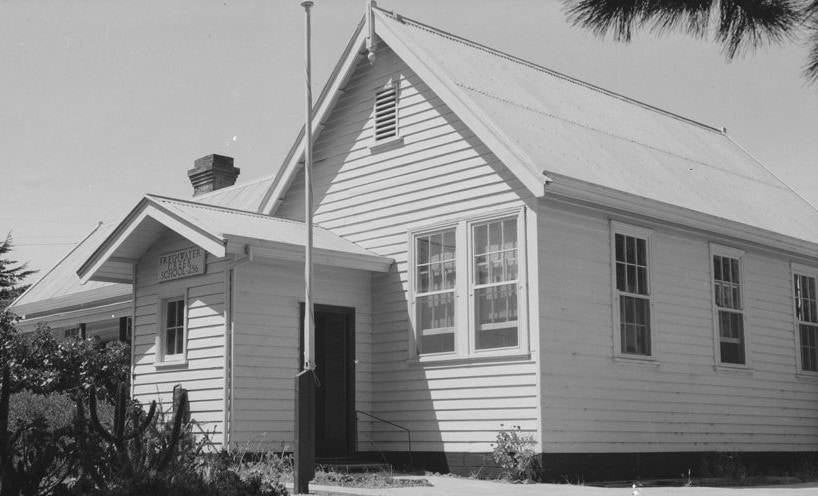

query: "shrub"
(9, 390), (76, 430)
(1, 367), (77, 496)
(490, 424), (538, 481)
(0, 315), (129, 402)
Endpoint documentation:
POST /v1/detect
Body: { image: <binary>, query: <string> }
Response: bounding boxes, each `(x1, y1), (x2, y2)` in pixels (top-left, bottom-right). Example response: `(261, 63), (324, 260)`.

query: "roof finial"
(366, 0), (377, 64)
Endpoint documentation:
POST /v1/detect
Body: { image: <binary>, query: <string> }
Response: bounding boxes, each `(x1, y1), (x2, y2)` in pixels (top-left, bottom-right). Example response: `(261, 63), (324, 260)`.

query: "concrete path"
(289, 476), (818, 496)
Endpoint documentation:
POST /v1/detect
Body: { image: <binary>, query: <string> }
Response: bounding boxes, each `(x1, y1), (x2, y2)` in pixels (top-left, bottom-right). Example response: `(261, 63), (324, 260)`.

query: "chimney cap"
(188, 154), (240, 196)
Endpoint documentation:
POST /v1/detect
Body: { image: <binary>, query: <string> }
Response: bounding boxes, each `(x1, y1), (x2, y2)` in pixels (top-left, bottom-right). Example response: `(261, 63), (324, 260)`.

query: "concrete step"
(316, 457), (391, 473)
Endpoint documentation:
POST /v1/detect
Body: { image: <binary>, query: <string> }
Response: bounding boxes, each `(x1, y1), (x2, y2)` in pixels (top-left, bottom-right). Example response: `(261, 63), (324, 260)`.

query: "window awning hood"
(77, 194), (393, 284)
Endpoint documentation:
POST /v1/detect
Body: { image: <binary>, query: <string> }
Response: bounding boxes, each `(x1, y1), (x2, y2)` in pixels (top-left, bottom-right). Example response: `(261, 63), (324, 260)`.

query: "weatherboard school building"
(10, 6), (818, 478)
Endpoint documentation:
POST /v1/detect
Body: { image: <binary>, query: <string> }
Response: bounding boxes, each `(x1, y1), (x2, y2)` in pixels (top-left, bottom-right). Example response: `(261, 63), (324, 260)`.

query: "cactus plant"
(75, 381), (191, 488)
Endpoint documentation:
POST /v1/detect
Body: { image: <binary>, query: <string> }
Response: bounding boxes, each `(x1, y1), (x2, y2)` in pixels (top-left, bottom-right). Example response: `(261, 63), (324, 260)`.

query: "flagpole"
(294, 1), (315, 494)
(302, 0), (315, 375)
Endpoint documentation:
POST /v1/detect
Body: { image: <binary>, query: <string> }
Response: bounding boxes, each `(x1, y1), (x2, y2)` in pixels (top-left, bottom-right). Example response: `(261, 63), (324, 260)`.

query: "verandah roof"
(77, 194), (393, 284)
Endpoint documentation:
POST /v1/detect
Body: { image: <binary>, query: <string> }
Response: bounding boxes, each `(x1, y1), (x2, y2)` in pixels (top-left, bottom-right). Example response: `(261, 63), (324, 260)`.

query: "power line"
(14, 242), (79, 247)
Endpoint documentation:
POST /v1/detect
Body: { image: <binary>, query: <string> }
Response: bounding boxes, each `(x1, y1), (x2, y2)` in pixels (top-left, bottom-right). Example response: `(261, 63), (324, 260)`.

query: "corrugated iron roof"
(150, 195), (386, 258)
(192, 174), (275, 212)
(8, 223), (131, 316)
(78, 194), (392, 283)
(372, 8), (818, 246)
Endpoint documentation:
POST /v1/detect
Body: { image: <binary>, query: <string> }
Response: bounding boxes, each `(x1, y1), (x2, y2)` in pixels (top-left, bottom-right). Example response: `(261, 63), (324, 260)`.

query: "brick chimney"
(187, 154), (241, 196)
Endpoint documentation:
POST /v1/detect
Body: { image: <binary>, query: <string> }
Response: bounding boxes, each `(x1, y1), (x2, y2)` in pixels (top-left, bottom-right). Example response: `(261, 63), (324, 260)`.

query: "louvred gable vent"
(374, 85), (398, 142)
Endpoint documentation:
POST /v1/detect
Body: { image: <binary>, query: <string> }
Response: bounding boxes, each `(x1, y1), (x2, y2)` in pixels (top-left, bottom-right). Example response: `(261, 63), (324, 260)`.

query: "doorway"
(302, 304), (355, 459)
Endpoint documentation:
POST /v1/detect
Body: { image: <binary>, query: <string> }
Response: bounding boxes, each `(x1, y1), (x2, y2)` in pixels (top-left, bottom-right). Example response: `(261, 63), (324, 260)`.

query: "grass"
(311, 468), (432, 489)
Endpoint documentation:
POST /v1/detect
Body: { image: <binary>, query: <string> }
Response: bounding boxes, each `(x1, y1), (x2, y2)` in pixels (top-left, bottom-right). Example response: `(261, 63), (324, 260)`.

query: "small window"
(415, 229), (456, 354)
(794, 271), (818, 372)
(119, 316), (133, 343)
(472, 217), (519, 350)
(711, 247), (746, 366)
(612, 225), (652, 357)
(163, 298), (186, 360)
(64, 327), (80, 340)
(373, 84), (398, 143)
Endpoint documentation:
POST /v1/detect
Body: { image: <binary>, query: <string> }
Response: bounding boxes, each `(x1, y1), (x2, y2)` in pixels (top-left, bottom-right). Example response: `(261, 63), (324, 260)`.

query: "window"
(163, 298), (186, 360)
(415, 230), (456, 354)
(611, 224), (652, 357)
(411, 211), (526, 358)
(64, 323), (86, 340)
(710, 247), (746, 366)
(373, 84), (398, 143)
(119, 316), (132, 343)
(793, 268), (818, 373)
(473, 218), (519, 350)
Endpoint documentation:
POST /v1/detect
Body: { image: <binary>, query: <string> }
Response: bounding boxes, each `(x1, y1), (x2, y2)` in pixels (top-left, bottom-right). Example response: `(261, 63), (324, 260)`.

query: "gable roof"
(78, 194), (393, 283)
(259, 6), (818, 256)
(192, 174), (275, 211)
(7, 223), (131, 318)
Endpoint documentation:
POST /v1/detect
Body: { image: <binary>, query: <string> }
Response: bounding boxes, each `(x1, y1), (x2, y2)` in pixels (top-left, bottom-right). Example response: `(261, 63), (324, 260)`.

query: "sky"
(2, 0), (817, 281)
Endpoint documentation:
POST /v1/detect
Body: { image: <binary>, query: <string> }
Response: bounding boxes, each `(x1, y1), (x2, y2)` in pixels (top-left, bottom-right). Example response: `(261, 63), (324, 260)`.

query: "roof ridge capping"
(373, 6), (724, 135)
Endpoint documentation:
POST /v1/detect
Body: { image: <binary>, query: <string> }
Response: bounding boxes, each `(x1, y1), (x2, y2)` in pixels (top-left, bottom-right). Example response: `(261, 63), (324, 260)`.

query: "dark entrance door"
(312, 305), (355, 458)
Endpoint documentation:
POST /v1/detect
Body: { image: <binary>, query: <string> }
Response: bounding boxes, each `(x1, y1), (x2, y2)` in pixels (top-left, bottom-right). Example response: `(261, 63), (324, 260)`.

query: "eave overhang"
(78, 195), (393, 284)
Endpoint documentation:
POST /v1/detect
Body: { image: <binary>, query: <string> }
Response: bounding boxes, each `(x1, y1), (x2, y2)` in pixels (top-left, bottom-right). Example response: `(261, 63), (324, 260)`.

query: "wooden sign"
(157, 246), (206, 283)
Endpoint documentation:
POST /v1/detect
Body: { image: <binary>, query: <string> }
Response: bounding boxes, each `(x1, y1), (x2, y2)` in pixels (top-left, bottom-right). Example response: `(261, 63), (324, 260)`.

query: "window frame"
(709, 244), (750, 369)
(412, 227), (459, 355)
(408, 208), (528, 362)
(610, 221), (656, 361)
(791, 262), (818, 376)
(468, 215), (526, 356)
(371, 78), (401, 147)
(156, 293), (188, 366)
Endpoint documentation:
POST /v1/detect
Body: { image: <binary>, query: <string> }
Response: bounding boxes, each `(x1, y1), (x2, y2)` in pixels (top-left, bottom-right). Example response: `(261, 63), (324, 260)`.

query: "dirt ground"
(292, 475), (818, 496)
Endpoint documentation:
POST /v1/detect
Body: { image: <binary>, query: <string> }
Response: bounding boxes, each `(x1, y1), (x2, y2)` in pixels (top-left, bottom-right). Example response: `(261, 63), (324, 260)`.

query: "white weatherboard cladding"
(538, 201), (818, 453)
(230, 262), (372, 450)
(132, 230), (227, 445)
(276, 45), (538, 453)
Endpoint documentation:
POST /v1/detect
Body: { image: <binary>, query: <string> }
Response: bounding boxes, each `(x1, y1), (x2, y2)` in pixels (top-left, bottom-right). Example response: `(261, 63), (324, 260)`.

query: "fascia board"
(15, 292), (132, 321)
(15, 300), (133, 333)
(78, 198), (226, 284)
(261, 21), (368, 215)
(545, 175), (818, 262)
(145, 204), (226, 258)
(372, 14), (547, 198)
(78, 198), (153, 283)
(229, 236), (393, 273)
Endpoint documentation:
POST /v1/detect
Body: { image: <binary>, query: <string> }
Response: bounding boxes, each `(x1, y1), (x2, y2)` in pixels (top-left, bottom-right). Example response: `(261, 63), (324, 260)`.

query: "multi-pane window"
(412, 212), (525, 357)
(794, 273), (818, 372)
(164, 298), (186, 358)
(415, 230), (456, 354)
(473, 218), (518, 350)
(713, 254), (746, 365)
(614, 232), (651, 356)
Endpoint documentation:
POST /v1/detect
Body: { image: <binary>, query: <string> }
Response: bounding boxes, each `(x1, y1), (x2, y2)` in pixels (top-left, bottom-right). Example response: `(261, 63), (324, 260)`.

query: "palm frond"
(804, 0), (818, 81)
(564, 0), (800, 58)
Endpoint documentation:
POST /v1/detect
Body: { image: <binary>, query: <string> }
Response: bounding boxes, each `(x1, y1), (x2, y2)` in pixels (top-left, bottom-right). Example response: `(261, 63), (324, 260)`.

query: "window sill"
(154, 359), (189, 370)
(713, 364), (752, 376)
(410, 351), (532, 367)
(796, 371), (818, 382)
(369, 136), (403, 153)
(612, 355), (660, 367)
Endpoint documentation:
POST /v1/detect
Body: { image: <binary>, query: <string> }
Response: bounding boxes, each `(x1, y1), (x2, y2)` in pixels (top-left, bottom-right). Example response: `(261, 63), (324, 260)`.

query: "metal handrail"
(354, 410), (412, 468)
